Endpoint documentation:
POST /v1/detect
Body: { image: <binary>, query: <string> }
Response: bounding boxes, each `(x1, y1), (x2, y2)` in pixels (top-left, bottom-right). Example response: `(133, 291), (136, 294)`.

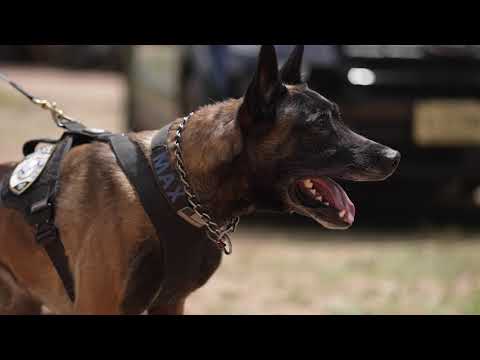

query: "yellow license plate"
(414, 99), (480, 146)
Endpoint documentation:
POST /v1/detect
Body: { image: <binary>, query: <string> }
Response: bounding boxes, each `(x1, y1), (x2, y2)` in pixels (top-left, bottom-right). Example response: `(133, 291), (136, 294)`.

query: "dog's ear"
(238, 45), (284, 133)
(280, 45), (304, 85)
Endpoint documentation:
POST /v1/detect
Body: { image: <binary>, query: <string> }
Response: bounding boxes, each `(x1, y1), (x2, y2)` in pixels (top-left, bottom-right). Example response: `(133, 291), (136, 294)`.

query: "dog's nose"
(381, 148), (401, 173)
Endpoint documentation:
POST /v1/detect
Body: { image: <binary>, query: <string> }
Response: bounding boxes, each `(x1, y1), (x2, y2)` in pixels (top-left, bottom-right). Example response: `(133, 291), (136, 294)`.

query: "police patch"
(9, 144), (56, 195)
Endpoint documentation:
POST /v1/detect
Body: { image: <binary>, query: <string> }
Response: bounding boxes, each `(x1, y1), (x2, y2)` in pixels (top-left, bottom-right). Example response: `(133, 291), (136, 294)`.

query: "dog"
(0, 45), (400, 315)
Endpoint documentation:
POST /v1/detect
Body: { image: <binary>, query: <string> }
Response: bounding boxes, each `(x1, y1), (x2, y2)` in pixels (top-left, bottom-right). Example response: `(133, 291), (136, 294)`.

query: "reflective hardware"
(177, 207), (205, 228)
(0, 71), (79, 130)
(174, 113), (240, 255)
(9, 144), (56, 195)
(84, 128), (106, 134)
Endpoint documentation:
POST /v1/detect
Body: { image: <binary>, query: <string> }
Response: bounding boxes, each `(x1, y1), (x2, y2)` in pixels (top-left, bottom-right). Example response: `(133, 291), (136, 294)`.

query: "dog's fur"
(0, 46), (400, 314)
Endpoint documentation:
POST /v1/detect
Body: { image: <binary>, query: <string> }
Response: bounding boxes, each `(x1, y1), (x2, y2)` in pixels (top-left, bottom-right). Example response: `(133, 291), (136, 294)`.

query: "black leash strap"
(0, 72), (37, 102)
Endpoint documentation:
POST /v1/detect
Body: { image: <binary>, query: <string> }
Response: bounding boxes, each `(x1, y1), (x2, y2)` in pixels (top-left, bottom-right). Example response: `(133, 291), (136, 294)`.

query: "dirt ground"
(1, 65), (480, 315)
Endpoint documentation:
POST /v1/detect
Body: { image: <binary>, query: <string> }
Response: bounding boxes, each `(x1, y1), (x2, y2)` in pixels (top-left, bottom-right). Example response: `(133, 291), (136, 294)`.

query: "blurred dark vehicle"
(0, 45), (130, 72)
(128, 45), (480, 221)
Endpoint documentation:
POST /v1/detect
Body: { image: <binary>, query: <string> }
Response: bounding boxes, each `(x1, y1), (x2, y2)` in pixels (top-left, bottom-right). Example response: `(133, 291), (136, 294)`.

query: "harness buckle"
(30, 198), (54, 224)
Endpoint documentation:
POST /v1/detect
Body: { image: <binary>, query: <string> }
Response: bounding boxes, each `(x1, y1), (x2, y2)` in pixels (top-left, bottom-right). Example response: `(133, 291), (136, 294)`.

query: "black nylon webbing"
(0, 136), (76, 302)
(38, 223), (75, 301)
(1, 127), (220, 308)
(29, 136), (76, 302)
(108, 134), (217, 306)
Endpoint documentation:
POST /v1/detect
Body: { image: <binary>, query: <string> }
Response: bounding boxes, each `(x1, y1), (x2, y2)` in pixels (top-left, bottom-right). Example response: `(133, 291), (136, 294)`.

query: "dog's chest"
(121, 236), (222, 314)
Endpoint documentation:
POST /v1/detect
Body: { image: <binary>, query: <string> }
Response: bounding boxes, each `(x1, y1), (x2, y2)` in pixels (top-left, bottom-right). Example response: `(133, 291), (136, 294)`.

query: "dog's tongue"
(312, 177), (356, 224)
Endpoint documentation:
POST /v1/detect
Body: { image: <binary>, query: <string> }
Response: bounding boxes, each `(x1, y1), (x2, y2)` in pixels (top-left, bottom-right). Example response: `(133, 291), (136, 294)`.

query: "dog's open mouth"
(287, 177), (356, 230)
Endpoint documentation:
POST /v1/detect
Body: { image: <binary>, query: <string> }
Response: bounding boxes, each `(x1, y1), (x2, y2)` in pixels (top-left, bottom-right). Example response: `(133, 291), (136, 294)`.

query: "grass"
(463, 290), (480, 314)
(187, 222), (480, 315)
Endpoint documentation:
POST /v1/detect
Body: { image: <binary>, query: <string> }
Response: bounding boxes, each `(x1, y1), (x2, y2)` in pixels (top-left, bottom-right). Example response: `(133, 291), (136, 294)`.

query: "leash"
(0, 71), (79, 129)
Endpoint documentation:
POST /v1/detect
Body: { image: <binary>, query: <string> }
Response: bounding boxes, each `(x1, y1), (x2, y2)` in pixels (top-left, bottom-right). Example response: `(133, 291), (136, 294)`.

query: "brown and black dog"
(0, 45), (400, 315)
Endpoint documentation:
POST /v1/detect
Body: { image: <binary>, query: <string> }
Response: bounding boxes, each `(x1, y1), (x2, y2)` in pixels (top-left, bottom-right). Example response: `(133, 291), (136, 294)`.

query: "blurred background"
(2, 45), (480, 314)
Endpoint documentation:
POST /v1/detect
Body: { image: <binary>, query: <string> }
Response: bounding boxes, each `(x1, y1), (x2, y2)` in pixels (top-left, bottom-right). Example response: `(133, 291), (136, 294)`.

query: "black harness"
(0, 119), (221, 307)
(111, 125), (221, 306)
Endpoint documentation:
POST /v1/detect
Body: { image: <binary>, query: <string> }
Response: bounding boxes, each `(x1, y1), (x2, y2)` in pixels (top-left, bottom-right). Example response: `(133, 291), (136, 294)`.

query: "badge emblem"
(9, 144), (56, 195)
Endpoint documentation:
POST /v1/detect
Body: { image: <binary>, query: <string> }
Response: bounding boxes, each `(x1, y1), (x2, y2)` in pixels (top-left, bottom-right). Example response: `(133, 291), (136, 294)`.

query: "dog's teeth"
(324, 202), (330, 207)
(315, 196), (323, 202)
(304, 179), (313, 189)
(339, 210), (346, 218)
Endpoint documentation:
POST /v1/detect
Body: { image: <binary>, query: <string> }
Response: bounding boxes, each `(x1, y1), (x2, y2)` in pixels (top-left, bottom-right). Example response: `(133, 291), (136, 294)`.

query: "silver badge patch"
(9, 144), (56, 195)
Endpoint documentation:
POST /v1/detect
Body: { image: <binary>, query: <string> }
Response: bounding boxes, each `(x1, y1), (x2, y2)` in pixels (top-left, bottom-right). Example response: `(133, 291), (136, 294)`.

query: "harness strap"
(30, 135), (76, 302)
(1, 125), (221, 308)
(37, 222), (75, 301)
(109, 133), (220, 307)
(1, 72), (223, 306)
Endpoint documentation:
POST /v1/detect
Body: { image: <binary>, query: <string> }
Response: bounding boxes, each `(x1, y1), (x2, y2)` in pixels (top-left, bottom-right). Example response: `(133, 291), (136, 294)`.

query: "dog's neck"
(167, 99), (255, 224)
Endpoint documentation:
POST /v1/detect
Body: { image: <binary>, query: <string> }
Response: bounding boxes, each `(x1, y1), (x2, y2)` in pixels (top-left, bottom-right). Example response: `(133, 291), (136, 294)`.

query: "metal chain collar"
(173, 113), (240, 255)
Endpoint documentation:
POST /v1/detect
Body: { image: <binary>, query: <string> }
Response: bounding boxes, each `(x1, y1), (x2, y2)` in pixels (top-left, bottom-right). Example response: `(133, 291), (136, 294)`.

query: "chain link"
(174, 113), (239, 255)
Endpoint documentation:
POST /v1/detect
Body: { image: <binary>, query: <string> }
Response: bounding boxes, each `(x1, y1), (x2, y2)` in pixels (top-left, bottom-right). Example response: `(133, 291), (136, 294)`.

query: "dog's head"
(237, 45), (400, 229)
